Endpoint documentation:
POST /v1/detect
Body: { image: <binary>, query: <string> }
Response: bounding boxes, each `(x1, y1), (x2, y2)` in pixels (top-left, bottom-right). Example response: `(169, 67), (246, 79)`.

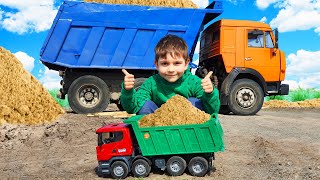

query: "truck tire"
(117, 78), (147, 111)
(68, 75), (110, 114)
(132, 159), (151, 177)
(166, 156), (187, 176)
(219, 105), (231, 115)
(110, 161), (129, 179)
(228, 79), (264, 115)
(188, 156), (209, 177)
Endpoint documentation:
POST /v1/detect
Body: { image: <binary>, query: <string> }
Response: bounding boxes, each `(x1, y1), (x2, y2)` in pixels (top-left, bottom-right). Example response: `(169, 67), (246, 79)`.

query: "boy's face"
(155, 53), (189, 83)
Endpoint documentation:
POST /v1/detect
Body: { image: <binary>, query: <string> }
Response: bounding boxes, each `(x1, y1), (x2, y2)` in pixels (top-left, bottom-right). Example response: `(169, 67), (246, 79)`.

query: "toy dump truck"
(95, 114), (224, 179)
(41, 0), (288, 115)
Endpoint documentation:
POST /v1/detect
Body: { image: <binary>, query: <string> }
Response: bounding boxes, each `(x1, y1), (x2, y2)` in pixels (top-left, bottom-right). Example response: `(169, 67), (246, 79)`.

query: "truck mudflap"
(279, 84), (289, 95)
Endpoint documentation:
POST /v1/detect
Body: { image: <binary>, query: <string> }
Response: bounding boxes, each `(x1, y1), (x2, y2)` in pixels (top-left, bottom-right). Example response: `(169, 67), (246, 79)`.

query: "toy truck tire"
(68, 75), (110, 114)
(228, 79), (264, 115)
(188, 156), (209, 177)
(110, 161), (129, 179)
(166, 156), (187, 176)
(132, 159), (151, 177)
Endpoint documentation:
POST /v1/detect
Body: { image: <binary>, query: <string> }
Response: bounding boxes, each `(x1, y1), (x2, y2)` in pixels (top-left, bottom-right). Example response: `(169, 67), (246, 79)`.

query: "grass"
(48, 89), (69, 108)
(265, 88), (320, 102)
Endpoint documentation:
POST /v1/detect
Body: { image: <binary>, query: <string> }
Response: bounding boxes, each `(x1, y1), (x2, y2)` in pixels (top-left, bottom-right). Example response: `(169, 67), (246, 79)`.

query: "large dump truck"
(40, 0), (223, 114)
(95, 114), (224, 178)
(41, 0), (288, 115)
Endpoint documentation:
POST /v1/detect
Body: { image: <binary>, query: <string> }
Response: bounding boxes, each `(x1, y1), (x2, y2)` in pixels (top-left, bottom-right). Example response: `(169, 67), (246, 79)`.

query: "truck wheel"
(68, 75), (110, 114)
(188, 156), (209, 177)
(132, 159), (151, 177)
(110, 161), (129, 179)
(166, 156), (187, 176)
(228, 79), (264, 115)
(219, 105), (231, 115)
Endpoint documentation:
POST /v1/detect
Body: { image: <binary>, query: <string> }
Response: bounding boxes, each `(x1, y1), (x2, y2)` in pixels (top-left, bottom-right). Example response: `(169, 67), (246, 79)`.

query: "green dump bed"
(124, 114), (224, 156)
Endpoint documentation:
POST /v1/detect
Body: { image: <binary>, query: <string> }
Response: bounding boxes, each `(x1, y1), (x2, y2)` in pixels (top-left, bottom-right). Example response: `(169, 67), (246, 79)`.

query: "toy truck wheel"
(68, 75), (110, 114)
(132, 159), (151, 177)
(228, 79), (264, 115)
(110, 161), (129, 179)
(188, 156), (209, 177)
(166, 156), (187, 176)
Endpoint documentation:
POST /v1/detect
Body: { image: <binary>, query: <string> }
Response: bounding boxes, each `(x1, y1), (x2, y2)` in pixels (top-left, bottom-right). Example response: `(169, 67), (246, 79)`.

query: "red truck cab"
(96, 123), (134, 161)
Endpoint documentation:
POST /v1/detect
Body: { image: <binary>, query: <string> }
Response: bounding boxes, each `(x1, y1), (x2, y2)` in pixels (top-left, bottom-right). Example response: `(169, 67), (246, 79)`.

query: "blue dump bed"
(40, 1), (223, 70)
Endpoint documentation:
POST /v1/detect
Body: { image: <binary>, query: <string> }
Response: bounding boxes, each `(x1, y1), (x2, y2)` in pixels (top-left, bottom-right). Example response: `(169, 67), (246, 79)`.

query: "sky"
(0, 0), (320, 90)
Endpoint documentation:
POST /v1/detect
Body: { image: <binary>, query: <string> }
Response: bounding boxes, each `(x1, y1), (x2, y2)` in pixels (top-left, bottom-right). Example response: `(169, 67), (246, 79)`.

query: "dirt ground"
(1, 107), (319, 179)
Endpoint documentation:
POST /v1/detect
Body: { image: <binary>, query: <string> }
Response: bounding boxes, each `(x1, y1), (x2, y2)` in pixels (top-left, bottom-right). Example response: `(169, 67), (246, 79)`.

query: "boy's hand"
(201, 71), (214, 94)
(122, 69), (135, 90)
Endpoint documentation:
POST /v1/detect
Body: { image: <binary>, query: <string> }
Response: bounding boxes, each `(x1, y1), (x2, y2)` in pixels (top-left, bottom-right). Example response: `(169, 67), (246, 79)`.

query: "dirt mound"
(85, 0), (198, 8)
(263, 99), (320, 108)
(0, 47), (64, 125)
(139, 95), (211, 127)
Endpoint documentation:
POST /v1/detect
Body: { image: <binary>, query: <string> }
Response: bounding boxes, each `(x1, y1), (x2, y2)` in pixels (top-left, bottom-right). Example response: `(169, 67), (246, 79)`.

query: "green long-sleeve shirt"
(120, 70), (220, 114)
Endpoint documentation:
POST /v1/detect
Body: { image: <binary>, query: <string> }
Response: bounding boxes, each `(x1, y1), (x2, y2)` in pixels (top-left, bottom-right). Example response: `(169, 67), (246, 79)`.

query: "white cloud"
(14, 51), (34, 72)
(39, 67), (61, 89)
(285, 50), (320, 89)
(194, 40), (200, 55)
(191, 0), (209, 8)
(256, 0), (320, 34)
(260, 16), (267, 23)
(226, 0), (245, 5)
(0, 9), (3, 20)
(256, 0), (280, 9)
(0, 0), (57, 34)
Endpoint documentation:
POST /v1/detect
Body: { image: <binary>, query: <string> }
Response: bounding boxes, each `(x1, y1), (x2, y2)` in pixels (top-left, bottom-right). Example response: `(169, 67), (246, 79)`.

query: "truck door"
(97, 131), (132, 161)
(244, 29), (280, 82)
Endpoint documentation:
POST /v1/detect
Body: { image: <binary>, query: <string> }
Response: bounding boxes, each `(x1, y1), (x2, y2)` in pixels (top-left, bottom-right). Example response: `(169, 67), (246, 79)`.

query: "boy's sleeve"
(120, 78), (153, 114)
(200, 88), (220, 114)
(192, 77), (220, 114)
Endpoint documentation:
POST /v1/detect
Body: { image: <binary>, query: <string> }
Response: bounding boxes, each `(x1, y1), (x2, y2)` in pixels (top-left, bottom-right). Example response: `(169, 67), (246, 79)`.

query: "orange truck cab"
(197, 19), (289, 115)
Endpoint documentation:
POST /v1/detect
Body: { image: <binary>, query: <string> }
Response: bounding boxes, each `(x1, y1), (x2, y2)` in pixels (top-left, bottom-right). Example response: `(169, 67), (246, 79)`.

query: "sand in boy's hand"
(139, 95), (211, 127)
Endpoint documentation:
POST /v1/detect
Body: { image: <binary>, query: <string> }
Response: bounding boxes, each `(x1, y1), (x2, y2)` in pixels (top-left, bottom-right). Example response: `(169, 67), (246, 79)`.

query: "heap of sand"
(0, 47), (64, 125)
(84, 0), (198, 8)
(139, 95), (211, 127)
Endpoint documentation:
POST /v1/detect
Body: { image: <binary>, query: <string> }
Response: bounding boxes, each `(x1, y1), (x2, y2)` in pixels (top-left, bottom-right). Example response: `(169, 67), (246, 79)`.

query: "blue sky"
(1, 0), (320, 89)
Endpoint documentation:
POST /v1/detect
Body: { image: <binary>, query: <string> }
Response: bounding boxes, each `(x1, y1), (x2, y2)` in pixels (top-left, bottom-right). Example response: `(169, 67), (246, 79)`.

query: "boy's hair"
(154, 34), (189, 62)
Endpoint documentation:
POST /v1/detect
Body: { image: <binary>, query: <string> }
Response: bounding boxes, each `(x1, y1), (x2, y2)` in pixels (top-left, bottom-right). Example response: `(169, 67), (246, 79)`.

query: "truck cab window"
(248, 30), (264, 48)
(265, 31), (274, 48)
(102, 132), (123, 144)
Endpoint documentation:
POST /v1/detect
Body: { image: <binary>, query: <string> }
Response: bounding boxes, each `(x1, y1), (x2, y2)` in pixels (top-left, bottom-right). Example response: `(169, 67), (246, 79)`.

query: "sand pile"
(85, 0), (198, 8)
(0, 47), (64, 125)
(139, 95), (211, 127)
(263, 99), (320, 108)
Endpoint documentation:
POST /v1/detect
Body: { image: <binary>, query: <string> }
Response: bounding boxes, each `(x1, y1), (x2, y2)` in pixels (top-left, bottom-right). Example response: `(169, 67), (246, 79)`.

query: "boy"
(120, 34), (220, 115)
